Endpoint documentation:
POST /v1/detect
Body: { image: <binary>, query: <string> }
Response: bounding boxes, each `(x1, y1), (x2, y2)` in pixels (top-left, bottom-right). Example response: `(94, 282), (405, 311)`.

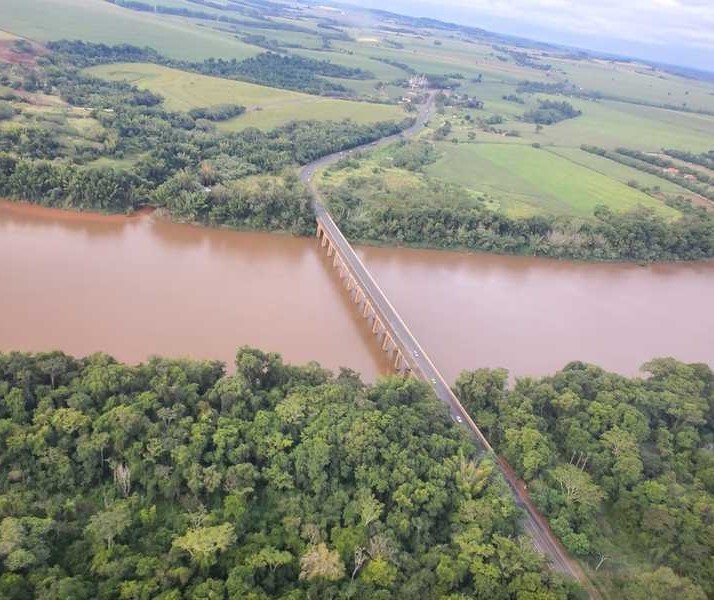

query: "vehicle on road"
(451, 413), (463, 424)
(430, 377), (437, 384)
(414, 350), (419, 357)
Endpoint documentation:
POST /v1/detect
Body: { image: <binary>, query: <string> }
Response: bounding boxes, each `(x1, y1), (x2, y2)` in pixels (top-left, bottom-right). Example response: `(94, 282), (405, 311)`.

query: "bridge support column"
(322, 235), (329, 249)
(372, 317), (382, 335)
(354, 289), (362, 304)
(363, 301), (372, 318)
(394, 351), (402, 371)
(382, 333), (392, 352)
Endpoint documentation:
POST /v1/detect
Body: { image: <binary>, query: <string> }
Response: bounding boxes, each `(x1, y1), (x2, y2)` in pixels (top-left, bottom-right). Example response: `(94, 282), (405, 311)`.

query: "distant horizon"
(336, 0), (714, 74)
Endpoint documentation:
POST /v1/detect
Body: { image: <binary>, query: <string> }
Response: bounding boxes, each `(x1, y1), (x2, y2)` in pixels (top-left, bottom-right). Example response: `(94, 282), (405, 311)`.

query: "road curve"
(299, 94), (601, 599)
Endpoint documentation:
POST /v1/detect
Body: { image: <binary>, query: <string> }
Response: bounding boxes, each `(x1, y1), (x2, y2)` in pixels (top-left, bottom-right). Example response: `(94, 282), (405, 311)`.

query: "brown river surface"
(1, 200), (713, 382)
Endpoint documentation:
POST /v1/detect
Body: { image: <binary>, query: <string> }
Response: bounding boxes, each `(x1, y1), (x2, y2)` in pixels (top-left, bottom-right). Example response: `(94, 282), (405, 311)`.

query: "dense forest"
(456, 358), (714, 599)
(322, 152), (714, 261)
(0, 349), (579, 599)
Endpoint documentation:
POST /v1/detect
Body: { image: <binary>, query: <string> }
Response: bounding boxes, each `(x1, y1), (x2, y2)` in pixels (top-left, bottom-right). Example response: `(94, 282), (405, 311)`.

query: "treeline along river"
(1, 201), (713, 381)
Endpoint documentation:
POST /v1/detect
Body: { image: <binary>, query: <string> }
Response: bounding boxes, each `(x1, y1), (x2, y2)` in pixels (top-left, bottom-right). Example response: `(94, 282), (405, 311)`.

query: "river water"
(1, 201), (712, 382)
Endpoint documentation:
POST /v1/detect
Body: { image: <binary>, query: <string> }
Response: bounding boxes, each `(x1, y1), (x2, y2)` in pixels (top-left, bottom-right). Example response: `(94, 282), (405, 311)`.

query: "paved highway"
(299, 94), (601, 598)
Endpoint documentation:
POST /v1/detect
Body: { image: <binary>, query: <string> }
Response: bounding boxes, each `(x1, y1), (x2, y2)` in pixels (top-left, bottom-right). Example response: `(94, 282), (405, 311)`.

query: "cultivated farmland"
(86, 63), (405, 129)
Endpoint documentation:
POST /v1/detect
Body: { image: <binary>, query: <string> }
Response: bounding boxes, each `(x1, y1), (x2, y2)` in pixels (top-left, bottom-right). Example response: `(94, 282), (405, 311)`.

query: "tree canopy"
(0, 348), (577, 599)
(456, 359), (714, 598)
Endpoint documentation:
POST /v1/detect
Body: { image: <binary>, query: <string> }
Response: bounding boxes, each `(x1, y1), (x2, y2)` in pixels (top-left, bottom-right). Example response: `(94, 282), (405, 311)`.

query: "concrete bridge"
(316, 218), (412, 377)
(314, 206), (494, 452)
(302, 96), (600, 598)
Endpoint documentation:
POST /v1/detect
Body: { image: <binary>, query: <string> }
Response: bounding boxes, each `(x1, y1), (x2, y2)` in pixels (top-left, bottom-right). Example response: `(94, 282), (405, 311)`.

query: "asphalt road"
(299, 94), (601, 598)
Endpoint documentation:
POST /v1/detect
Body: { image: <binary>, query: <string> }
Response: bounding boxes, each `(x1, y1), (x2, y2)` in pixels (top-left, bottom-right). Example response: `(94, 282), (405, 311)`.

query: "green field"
(425, 142), (680, 218)
(552, 57), (714, 113)
(546, 147), (699, 198)
(0, 0), (260, 60)
(534, 99), (714, 152)
(86, 63), (405, 129)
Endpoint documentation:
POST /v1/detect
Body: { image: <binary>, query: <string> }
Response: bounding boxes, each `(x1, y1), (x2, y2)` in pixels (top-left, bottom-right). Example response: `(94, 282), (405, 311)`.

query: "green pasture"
(220, 98), (404, 131)
(86, 62), (404, 129)
(345, 41), (545, 84)
(551, 58), (714, 114)
(0, 0), (260, 61)
(291, 48), (407, 81)
(505, 98), (714, 152)
(425, 142), (680, 218)
(546, 147), (699, 198)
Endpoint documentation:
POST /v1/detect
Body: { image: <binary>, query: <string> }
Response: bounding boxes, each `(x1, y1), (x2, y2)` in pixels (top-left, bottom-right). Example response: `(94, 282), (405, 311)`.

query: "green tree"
(172, 523), (236, 569)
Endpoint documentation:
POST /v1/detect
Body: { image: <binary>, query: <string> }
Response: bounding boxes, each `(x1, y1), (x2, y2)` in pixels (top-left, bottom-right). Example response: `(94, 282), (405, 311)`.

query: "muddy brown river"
(1, 201), (712, 382)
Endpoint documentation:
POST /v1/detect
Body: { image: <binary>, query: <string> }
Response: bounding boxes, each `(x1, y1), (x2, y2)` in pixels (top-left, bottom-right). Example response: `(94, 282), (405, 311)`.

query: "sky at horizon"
(351, 0), (714, 71)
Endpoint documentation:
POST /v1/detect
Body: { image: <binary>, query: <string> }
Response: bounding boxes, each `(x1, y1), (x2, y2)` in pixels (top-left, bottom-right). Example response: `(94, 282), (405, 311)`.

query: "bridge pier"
(372, 317), (382, 335)
(394, 351), (402, 371)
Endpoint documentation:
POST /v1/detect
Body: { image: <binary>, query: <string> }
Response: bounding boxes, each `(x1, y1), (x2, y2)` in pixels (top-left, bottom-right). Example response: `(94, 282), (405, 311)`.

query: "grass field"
(86, 62), (405, 129)
(448, 96), (714, 153)
(552, 58), (714, 113)
(0, 0), (260, 61)
(291, 48), (407, 82)
(534, 99), (714, 152)
(546, 147), (699, 197)
(425, 142), (680, 218)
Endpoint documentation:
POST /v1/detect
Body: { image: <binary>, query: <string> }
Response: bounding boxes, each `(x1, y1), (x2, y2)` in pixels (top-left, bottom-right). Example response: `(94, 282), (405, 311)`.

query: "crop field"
(86, 63), (404, 129)
(465, 96), (714, 152)
(547, 147), (698, 198)
(338, 38), (548, 84)
(0, 0), (260, 61)
(220, 99), (403, 131)
(534, 99), (714, 152)
(425, 143), (680, 218)
(291, 48), (407, 82)
(552, 58), (714, 113)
